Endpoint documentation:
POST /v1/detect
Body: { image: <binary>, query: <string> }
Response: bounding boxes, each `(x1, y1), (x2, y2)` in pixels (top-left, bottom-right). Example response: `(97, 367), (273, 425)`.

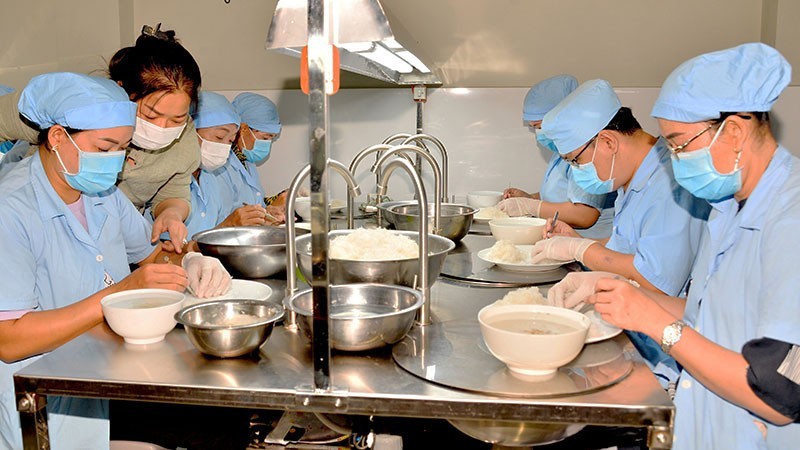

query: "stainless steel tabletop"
(14, 252), (674, 448)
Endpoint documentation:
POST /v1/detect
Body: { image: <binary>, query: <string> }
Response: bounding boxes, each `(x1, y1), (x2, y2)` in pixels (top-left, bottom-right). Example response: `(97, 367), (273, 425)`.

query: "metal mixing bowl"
(175, 300), (284, 358)
(193, 226), (306, 279)
(285, 284), (423, 351)
(295, 230), (455, 287)
(378, 201), (477, 241)
(447, 419), (585, 447)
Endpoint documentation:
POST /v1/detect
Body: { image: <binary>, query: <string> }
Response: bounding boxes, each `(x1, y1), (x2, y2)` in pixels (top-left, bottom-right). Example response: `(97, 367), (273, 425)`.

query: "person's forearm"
(0, 289), (112, 362)
(153, 198), (190, 221)
(582, 246), (662, 293)
(643, 319), (791, 425)
(538, 202), (600, 228)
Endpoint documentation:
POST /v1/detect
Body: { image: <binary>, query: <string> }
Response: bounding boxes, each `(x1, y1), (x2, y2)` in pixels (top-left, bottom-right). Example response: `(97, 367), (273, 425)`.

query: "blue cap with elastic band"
(522, 74), (578, 122)
(232, 92), (281, 134)
(193, 91), (241, 129)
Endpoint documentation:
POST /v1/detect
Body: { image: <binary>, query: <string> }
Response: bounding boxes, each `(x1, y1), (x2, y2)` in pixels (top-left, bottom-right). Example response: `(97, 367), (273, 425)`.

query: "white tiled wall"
(219, 87), (800, 203)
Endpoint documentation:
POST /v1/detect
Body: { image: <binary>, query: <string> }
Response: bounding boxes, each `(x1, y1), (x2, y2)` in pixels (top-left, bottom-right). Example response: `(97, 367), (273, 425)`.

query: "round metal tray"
(439, 234), (578, 287)
(393, 320), (632, 398)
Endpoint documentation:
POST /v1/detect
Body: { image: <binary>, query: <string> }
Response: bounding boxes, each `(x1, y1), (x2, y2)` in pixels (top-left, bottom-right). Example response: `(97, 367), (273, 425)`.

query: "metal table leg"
(17, 392), (49, 450)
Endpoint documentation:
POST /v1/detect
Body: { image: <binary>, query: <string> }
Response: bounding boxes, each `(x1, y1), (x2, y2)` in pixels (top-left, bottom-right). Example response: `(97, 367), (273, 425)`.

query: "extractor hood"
(265, 0), (441, 86)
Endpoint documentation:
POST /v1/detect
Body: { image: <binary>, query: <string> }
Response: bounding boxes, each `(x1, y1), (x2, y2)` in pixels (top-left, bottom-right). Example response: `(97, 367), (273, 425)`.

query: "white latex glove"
(530, 236), (597, 264)
(547, 271), (623, 310)
(496, 197), (542, 217)
(181, 252), (232, 298)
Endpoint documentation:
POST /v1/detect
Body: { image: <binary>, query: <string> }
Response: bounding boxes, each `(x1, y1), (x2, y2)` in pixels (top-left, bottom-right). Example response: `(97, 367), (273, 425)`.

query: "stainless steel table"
(14, 260), (674, 449)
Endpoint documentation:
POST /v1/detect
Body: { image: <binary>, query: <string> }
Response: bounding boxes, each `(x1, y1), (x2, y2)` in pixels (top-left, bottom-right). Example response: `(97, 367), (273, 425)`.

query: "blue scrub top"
(0, 152), (154, 448)
(606, 139), (710, 295)
(213, 153), (265, 216)
(185, 171), (227, 239)
(539, 153), (615, 239)
(674, 146), (800, 450)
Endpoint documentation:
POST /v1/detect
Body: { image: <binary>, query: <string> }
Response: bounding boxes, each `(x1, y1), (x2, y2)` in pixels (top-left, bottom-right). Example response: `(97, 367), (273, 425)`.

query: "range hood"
(265, 0), (441, 86)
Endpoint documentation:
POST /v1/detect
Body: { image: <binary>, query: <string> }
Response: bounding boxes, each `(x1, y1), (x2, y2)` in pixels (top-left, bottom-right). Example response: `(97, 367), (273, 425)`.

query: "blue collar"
(627, 138), (668, 194)
(710, 146), (792, 232)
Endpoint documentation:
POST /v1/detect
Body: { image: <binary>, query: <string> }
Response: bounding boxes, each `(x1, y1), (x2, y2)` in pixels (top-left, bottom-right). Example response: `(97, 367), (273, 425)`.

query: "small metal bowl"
(295, 230), (455, 287)
(285, 284), (423, 351)
(378, 201), (477, 241)
(193, 226), (307, 278)
(175, 300), (284, 358)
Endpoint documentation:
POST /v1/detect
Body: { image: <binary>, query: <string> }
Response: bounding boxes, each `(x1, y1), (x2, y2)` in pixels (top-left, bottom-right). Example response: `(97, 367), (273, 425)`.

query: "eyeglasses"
(664, 123), (714, 157)
(563, 137), (596, 168)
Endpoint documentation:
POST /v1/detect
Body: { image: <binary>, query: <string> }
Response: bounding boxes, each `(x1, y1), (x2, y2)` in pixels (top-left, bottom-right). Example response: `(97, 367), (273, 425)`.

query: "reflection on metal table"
(440, 234), (580, 287)
(14, 265), (673, 450)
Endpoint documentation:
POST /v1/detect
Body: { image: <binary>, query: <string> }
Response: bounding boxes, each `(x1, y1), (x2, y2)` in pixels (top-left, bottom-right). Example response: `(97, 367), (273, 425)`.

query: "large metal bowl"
(193, 226), (305, 279)
(285, 284), (423, 351)
(295, 230), (455, 287)
(378, 201), (477, 241)
(175, 300), (284, 358)
(447, 419), (585, 447)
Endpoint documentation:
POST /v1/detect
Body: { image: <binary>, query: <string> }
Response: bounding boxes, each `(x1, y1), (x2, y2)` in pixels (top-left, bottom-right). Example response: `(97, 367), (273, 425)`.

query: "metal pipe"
(372, 144), (441, 234)
(373, 158), (432, 326)
(374, 133), (412, 197)
(347, 144), (413, 228)
(414, 102), (424, 184)
(401, 134), (449, 201)
(306, 0), (330, 391)
(285, 160), (360, 320)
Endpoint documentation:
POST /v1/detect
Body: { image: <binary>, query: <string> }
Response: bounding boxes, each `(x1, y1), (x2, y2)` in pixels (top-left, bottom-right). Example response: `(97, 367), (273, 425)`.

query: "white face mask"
(199, 135), (231, 171)
(131, 116), (186, 150)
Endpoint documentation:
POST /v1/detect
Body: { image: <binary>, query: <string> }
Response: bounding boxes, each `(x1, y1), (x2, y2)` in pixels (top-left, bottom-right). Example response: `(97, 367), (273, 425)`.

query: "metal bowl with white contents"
(193, 226), (308, 279)
(378, 201), (477, 241)
(175, 299), (284, 358)
(295, 230), (455, 287)
(285, 284), (423, 351)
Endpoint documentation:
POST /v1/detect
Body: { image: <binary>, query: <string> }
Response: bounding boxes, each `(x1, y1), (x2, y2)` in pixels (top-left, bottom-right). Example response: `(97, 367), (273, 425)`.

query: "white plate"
(477, 246), (572, 272)
(584, 309), (623, 344)
(329, 199), (345, 213)
(183, 279), (273, 307)
(278, 222), (312, 231)
(472, 208), (509, 223)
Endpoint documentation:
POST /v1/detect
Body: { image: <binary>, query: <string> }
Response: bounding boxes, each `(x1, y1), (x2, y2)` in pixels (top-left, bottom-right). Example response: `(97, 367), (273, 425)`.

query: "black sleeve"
(742, 337), (800, 422)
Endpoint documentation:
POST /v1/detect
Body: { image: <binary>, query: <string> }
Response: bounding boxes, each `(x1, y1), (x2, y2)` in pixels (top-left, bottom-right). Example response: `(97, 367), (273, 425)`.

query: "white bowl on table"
(479, 304), (590, 380)
(101, 289), (185, 345)
(489, 217), (547, 245)
(182, 279), (273, 308)
(467, 191), (503, 208)
(293, 197), (311, 220)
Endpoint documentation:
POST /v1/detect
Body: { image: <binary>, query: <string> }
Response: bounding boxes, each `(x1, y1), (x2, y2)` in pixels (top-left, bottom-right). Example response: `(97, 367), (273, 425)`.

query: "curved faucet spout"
(401, 134), (449, 202)
(378, 158), (432, 326)
(373, 144), (441, 234)
(285, 159), (360, 326)
(347, 144), (414, 228)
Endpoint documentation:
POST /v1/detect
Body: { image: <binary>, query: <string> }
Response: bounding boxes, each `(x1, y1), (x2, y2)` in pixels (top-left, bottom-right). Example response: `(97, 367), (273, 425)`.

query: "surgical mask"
(572, 141), (616, 195)
(241, 129), (272, 163)
(671, 121), (741, 200)
(131, 116), (186, 150)
(535, 130), (558, 153)
(199, 135), (231, 171)
(54, 132), (125, 195)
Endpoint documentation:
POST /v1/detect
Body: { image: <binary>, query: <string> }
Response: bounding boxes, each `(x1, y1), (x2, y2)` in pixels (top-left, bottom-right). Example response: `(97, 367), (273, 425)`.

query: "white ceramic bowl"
(489, 217), (547, 245)
(478, 304), (590, 380)
(182, 279), (273, 308)
(294, 197), (311, 220)
(467, 190), (503, 208)
(101, 289), (185, 344)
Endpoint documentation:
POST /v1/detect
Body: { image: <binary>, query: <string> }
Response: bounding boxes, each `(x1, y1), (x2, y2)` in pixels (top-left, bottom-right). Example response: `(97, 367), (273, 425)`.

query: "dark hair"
(603, 107), (641, 136)
(35, 126), (84, 147)
(716, 111), (770, 125)
(108, 24), (201, 107)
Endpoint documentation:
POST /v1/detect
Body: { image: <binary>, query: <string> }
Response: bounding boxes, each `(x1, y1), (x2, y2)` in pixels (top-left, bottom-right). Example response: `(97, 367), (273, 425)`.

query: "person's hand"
(503, 187), (531, 199)
(496, 197), (541, 217)
(181, 252), (232, 298)
(220, 205), (268, 227)
(264, 205), (286, 225)
(547, 271), (622, 310)
(545, 220), (580, 238)
(152, 210), (188, 254)
(115, 263), (189, 293)
(588, 278), (674, 338)
(530, 236), (596, 264)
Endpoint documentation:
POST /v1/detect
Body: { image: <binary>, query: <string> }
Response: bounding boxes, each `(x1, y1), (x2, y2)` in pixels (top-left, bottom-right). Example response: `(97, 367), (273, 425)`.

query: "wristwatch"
(660, 320), (687, 355)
